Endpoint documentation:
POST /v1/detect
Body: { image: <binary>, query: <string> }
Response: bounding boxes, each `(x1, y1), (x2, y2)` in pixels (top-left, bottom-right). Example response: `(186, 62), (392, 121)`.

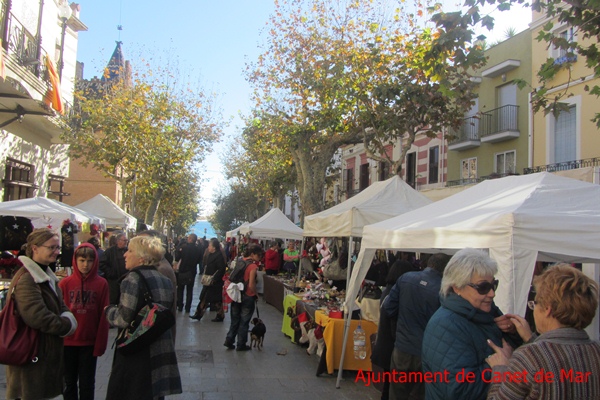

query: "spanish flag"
(44, 55), (64, 114)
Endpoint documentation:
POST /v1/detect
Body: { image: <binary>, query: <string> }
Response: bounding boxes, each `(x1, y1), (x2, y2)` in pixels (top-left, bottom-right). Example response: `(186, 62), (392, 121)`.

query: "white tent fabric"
(0, 197), (106, 231)
(303, 175), (433, 237)
(346, 172), (600, 318)
(226, 222), (249, 238)
(239, 208), (303, 240)
(76, 194), (137, 230)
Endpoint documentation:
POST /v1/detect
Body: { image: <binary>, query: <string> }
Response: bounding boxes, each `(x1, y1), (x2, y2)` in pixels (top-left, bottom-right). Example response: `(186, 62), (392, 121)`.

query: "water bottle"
(353, 321), (367, 360)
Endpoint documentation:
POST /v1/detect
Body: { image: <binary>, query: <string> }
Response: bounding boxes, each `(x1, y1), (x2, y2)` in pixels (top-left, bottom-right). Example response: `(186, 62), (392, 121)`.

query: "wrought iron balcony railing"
(523, 157), (600, 174)
(480, 104), (519, 138)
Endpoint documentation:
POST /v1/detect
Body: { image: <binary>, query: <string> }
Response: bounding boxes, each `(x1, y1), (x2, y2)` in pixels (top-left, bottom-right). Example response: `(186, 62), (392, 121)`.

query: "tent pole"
(297, 237), (306, 281)
(336, 236), (354, 388)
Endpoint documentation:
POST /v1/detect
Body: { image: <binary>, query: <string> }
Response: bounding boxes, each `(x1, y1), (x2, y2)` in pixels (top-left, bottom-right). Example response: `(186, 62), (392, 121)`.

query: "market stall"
(75, 194), (137, 230)
(238, 208), (303, 240)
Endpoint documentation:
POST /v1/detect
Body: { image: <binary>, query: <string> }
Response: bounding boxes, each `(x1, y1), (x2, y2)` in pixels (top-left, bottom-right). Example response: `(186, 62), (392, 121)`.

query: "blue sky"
(75, 1), (530, 216)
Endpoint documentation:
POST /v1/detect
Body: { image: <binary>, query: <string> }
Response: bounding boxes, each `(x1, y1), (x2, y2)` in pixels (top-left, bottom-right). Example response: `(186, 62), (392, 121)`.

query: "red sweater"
(59, 243), (110, 357)
(264, 249), (281, 272)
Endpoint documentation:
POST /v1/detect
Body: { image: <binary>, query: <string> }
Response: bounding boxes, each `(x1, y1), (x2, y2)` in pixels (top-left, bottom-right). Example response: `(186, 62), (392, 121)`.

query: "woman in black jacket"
(190, 238), (227, 322)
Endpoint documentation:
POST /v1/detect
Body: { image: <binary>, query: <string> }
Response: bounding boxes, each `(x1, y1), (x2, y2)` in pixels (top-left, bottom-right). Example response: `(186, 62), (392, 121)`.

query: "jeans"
(226, 294), (256, 347)
(63, 345), (97, 400)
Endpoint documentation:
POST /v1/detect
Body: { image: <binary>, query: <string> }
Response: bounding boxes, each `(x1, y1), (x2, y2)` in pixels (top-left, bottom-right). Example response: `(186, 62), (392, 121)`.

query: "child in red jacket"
(59, 242), (110, 400)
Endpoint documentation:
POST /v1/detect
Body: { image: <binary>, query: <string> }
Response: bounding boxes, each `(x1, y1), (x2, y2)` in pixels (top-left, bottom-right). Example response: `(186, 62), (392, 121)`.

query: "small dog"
(250, 318), (266, 350)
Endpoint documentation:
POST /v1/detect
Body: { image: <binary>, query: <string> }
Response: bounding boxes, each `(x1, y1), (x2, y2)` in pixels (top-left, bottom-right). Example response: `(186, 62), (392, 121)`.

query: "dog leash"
(255, 300), (260, 319)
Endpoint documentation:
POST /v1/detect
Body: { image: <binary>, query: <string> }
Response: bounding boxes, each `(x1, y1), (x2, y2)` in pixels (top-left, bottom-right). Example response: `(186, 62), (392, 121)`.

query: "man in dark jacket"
(100, 233), (128, 304)
(383, 253), (450, 400)
(174, 234), (203, 312)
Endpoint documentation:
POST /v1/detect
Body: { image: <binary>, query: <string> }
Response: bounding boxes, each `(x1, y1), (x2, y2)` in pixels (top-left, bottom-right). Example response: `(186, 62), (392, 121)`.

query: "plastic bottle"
(353, 321), (367, 360)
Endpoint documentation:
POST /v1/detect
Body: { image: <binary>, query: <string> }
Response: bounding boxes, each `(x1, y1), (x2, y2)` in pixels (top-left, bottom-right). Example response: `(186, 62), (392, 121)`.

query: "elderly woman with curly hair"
(421, 248), (521, 400)
(486, 264), (600, 399)
(104, 236), (181, 399)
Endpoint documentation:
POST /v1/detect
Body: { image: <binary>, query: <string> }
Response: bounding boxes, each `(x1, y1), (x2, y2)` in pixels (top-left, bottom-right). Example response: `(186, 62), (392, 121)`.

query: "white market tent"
(345, 171), (600, 328)
(0, 197), (106, 231)
(76, 194), (137, 230)
(335, 172), (600, 387)
(239, 208), (303, 240)
(226, 222), (249, 239)
(303, 175), (433, 237)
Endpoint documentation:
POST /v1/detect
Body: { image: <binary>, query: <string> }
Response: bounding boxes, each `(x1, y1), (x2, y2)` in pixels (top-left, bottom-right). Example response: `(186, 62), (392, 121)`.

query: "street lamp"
(57, 1), (72, 80)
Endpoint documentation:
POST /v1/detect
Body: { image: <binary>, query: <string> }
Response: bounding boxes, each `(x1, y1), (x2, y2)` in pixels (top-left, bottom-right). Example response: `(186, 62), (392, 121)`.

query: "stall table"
(315, 310), (377, 375)
(263, 275), (294, 313)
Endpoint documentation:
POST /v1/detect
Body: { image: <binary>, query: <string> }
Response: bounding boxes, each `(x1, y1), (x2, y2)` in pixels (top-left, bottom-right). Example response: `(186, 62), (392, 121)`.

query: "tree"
(63, 64), (223, 227)
(431, 0), (600, 127)
(246, 0), (484, 215)
(209, 183), (268, 235)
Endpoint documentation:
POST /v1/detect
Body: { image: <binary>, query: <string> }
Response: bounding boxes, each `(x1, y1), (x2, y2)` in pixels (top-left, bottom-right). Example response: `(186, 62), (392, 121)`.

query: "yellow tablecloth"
(315, 310), (377, 374)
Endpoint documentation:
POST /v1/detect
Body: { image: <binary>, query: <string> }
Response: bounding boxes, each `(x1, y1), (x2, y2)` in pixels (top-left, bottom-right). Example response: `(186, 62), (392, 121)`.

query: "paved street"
(0, 280), (380, 400)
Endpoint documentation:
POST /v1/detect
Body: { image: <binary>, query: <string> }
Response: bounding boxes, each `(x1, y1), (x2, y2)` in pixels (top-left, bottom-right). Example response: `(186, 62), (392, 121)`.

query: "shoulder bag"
(200, 271), (217, 286)
(115, 270), (175, 355)
(0, 271), (40, 365)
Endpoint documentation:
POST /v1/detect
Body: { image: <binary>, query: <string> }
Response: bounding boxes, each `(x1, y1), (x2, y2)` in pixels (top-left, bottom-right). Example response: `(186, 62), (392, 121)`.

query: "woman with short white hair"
(104, 236), (181, 399)
(422, 248), (521, 400)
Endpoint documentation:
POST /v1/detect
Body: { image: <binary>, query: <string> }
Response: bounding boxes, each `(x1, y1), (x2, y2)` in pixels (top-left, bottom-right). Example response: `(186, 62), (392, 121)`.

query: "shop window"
(3, 159), (36, 201)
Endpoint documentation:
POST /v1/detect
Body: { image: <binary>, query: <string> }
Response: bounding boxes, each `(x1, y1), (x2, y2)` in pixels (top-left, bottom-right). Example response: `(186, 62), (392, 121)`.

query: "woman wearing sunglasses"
(486, 264), (600, 399)
(421, 248), (522, 400)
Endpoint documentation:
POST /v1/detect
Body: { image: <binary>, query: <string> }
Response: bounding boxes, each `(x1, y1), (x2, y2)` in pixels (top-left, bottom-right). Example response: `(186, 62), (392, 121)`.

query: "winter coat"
(175, 242), (203, 283)
(59, 243), (110, 357)
(200, 250), (227, 304)
(264, 248), (281, 272)
(422, 293), (521, 400)
(6, 256), (77, 400)
(105, 265), (181, 399)
(100, 245), (127, 281)
(384, 267), (442, 356)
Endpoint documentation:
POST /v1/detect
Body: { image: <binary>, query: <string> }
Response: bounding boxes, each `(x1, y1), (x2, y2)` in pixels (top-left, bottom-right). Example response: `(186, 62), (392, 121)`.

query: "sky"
(75, 0), (531, 217)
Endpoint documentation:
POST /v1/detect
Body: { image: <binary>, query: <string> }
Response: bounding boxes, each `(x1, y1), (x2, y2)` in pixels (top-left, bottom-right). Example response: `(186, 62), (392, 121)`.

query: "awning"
(0, 81), (63, 142)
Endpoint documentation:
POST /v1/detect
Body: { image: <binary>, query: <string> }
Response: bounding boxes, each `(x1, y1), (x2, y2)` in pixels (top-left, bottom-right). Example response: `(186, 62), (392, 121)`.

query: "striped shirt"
(487, 327), (600, 399)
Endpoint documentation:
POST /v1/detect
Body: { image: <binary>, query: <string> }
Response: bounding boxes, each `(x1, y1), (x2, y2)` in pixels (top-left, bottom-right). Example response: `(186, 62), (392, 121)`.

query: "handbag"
(322, 259), (347, 280)
(115, 270), (175, 355)
(0, 271), (40, 366)
(200, 271), (216, 286)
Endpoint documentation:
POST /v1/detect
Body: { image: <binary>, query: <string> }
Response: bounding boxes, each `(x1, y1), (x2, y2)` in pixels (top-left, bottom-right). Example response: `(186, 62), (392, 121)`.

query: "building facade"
(0, 0), (86, 202)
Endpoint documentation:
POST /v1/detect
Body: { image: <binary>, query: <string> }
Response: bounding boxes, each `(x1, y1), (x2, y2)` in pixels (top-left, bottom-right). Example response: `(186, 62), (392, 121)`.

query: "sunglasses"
(467, 279), (499, 295)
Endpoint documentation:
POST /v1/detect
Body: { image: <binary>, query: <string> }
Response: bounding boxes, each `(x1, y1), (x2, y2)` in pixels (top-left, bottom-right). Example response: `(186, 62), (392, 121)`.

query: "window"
(406, 153), (416, 187)
(428, 146), (439, 184)
(378, 161), (389, 181)
(554, 105), (576, 163)
(461, 157), (477, 182)
(495, 151), (516, 175)
(47, 175), (70, 202)
(359, 163), (369, 191)
(552, 26), (576, 64)
(343, 168), (354, 196)
(3, 159), (36, 201)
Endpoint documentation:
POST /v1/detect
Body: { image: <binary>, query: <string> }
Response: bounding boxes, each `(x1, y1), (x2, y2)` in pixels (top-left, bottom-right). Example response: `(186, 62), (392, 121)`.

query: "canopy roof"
(226, 222), (249, 238)
(76, 194), (137, 230)
(0, 197), (105, 230)
(239, 208), (303, 240)
(346, 172), (600, 316)
(303, 175), (432, 237)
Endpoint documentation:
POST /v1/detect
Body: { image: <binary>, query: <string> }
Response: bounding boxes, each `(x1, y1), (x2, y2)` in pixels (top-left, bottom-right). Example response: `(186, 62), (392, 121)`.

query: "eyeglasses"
(40, 245), (61, 252)
(467, 279), (499, 295)
(527, 300), (538, 310)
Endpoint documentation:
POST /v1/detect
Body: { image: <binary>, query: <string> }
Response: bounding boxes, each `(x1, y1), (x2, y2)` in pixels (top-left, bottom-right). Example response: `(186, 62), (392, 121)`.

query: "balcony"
(480, 105), (520, 143)
(523, 157), (600, 174)
(448, 115), (489, 151)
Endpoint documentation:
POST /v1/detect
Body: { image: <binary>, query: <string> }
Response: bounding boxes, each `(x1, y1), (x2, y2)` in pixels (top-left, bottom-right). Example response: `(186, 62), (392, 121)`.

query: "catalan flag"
(44, 55), (64, 114)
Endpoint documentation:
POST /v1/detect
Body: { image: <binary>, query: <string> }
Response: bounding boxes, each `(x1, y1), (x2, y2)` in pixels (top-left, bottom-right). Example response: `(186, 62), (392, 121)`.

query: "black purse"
(115, 270), (175, 355)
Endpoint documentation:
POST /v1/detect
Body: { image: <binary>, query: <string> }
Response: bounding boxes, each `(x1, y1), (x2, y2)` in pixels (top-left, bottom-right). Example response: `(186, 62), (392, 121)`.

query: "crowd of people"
(2, 228), (599, 400)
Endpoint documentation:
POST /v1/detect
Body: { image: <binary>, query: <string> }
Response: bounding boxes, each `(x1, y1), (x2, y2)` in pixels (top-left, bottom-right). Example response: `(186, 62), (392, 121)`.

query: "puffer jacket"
(422, 293), (521, 400)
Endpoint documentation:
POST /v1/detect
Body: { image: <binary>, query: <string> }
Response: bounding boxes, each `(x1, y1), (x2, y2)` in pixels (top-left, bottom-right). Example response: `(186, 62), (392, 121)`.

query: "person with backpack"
(224, 243), (264, 351)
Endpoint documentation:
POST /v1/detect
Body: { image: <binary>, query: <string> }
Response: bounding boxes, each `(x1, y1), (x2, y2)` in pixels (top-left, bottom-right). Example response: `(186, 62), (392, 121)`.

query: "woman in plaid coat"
(104, 236), (181, 399)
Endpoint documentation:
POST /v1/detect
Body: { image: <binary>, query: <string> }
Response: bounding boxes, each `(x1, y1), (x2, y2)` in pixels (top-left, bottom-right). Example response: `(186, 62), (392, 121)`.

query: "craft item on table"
(0, 216), (33, 252)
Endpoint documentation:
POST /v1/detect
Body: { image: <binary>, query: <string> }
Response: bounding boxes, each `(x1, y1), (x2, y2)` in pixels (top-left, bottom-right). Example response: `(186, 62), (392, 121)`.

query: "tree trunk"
(145, 187), (164, 226)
